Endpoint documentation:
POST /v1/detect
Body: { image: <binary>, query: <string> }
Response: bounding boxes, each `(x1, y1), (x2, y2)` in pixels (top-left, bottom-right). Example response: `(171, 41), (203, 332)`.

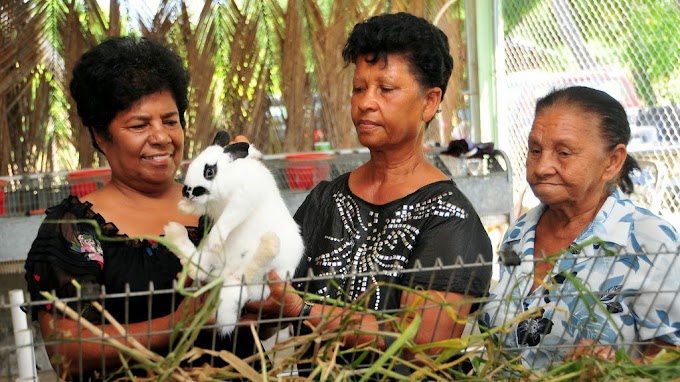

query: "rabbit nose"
(192, 186), (208, 197)
(182, 185), (208, 198)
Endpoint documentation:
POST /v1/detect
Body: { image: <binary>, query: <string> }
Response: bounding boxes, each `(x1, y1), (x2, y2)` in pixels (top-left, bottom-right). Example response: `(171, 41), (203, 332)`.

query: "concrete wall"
(0, 215), (44, 264)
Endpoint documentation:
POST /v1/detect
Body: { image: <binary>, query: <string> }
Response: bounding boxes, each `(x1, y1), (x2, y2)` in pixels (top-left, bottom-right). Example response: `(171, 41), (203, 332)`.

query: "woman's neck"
(350, 147), (447, 205)
(85, 179), (182, 214)
(367, 153), (425, 183)
(84, 180), (194, 237)
(108, 178), (179, 201)
(541, 193), (608, 237)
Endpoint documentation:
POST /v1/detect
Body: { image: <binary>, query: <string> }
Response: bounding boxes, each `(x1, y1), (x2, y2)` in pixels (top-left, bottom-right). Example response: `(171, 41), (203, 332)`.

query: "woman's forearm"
(252, 274), (473, 355)
(300, 291), (471, 353)
(39, 311), (177, 374)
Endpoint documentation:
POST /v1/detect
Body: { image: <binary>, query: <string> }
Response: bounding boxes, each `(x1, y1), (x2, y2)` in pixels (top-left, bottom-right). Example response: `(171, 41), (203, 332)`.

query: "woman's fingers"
(241, 271), (303, 318)
(268, 270), (282, 281)
(566, 339), (615, 361)
(593, 344), (616, 360)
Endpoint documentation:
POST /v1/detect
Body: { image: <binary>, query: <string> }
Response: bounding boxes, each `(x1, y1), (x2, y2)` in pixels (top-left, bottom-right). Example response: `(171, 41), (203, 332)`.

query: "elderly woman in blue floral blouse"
(479, 86), (680, 369)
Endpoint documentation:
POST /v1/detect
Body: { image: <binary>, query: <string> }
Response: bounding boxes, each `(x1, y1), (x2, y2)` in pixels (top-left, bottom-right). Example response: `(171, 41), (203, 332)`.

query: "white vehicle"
(505, 68), (658, 150)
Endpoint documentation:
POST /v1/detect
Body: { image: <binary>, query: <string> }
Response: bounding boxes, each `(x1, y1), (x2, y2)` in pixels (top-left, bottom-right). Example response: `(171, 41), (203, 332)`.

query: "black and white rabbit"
(164, 131), (304, 336)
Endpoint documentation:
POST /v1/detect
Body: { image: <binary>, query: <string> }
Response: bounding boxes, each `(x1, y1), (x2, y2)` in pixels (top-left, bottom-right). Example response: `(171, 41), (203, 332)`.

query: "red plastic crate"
(67, 168), (112, 198)
(285, 153), (331, 190)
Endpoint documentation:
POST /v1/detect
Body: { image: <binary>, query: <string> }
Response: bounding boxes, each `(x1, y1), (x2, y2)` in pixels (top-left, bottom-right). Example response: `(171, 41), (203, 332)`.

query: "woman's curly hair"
(69, 36), (190, 152)
(342, 12), (453, 100)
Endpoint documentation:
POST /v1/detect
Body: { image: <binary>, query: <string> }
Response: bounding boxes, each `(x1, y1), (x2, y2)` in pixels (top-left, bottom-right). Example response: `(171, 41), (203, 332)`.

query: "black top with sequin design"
(293, 173), (493, 312)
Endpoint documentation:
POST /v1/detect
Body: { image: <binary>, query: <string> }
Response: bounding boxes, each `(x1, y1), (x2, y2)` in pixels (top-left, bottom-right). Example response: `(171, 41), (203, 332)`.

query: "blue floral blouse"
(479, 188), (680, 369)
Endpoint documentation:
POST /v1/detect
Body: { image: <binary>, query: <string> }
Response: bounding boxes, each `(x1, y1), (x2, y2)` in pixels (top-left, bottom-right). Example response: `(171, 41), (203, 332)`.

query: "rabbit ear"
(224, 142), (250, 159)
(213, 130), (231, 147)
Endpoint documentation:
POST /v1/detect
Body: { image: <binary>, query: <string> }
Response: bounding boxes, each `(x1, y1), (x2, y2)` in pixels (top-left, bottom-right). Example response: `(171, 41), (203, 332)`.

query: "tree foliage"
(503, 0), (680, 105)
(1, 0), (465, 175)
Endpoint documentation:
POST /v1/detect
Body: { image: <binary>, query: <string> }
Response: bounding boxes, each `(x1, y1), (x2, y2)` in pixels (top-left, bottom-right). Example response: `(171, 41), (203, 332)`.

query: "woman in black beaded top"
(248, 12), (492, 357)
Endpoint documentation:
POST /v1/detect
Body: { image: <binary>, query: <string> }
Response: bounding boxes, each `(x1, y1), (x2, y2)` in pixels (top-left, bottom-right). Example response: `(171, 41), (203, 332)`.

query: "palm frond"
(219, 0), (273, 150)
(180, 0), (222, 156)
(61, 1), (97, 168)
(138, 0), (178, 38)
(0, 0), (59, 174)
(276, 0), (313, 152)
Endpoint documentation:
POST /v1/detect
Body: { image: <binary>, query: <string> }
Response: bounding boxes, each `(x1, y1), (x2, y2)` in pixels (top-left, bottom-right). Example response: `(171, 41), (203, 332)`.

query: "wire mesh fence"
(0, 173), (73, 217)
(2, 248), (680, 381)
(0, 149), (512, 221)
(499, 0), (680, 226)
(0, 153), (364, 218)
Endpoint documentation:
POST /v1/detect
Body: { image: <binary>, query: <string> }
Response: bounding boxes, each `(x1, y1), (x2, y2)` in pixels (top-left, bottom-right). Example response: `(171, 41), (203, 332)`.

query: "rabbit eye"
(204, 163), (217, 180)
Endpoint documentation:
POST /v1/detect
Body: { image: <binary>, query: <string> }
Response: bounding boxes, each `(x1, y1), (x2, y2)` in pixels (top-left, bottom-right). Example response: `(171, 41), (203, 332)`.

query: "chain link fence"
(498, 0), (680, 226)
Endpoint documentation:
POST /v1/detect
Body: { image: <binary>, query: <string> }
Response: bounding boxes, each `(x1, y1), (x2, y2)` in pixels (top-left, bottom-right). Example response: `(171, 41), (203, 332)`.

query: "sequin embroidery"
(313, 190), (467, 308)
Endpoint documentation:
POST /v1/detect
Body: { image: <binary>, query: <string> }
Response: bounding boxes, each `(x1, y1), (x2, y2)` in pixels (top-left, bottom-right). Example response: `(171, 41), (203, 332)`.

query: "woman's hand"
(566, 339), (616, 361)
(171, 280), (216, 329)
(242, 271), (303, 321)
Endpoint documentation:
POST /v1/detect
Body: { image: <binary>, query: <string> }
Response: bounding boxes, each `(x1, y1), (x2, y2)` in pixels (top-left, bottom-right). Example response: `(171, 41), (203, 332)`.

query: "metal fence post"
(9, 289), (37, 382)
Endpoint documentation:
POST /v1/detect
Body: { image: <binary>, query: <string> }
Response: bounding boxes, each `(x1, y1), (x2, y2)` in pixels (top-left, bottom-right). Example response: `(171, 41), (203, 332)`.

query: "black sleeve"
(23, 201), (105, 322)
(405, 193), (493, 298)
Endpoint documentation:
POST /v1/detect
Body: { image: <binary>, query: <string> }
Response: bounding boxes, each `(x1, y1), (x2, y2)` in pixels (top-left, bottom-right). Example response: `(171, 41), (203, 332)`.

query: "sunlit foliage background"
(0, 0), (467, 176)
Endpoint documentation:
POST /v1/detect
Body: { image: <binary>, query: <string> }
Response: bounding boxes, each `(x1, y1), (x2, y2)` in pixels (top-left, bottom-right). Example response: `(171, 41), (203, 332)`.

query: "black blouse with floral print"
(23, 196), (206, 325)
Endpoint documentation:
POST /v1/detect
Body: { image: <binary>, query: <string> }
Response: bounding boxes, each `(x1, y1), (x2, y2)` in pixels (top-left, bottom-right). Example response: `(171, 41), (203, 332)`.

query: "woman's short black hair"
(342, 12), (453, 100)
(535, 86), (640, 194)
(69, 36), (190, 152)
